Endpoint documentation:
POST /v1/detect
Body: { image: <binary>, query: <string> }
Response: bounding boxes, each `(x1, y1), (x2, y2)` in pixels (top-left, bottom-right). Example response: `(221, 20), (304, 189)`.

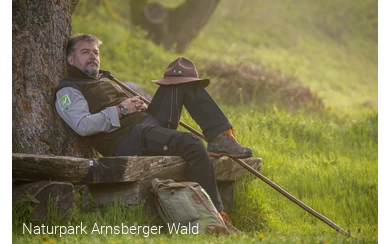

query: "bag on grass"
(151, 178), (228, 234)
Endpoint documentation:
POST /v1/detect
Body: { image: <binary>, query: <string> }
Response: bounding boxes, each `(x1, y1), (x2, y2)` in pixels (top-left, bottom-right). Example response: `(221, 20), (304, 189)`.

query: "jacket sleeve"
(55, 87), (121, 136)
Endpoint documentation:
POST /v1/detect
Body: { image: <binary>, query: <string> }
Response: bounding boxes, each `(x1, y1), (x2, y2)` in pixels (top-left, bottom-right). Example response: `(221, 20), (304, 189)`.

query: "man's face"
(67, 41), (100, 78)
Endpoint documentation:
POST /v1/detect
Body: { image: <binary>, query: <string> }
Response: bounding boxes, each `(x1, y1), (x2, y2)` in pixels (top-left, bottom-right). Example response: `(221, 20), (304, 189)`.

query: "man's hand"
(118, 96), (147, 117)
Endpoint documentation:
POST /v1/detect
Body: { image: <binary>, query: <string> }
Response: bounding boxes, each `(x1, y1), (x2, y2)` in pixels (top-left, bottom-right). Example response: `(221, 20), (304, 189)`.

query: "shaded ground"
(201, 62), (324, 112)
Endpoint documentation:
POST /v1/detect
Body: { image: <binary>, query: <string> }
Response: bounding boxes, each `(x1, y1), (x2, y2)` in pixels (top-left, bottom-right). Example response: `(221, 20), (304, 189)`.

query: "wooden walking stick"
(107, 74), (350, 236)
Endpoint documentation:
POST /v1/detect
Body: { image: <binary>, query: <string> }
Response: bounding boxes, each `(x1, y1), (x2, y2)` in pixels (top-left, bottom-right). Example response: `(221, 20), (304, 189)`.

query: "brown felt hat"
(152, 57), (210, 87)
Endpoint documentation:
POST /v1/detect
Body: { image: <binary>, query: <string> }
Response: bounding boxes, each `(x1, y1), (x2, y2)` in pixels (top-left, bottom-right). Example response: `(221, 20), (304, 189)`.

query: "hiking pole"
(108, 74), (350, 236)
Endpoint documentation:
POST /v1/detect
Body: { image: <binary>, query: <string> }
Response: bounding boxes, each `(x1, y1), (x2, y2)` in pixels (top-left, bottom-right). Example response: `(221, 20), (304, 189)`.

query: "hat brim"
(152, 76), (210, 88)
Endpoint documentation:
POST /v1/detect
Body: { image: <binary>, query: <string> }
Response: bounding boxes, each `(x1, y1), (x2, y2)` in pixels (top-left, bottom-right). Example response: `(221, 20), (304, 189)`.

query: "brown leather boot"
(219, 211), (241, 233)
(207, 128), (253, 158)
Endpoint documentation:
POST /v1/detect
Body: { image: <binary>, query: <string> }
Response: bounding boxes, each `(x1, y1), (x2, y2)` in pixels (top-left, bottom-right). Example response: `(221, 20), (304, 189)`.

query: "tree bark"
(12, 0), (94, 157)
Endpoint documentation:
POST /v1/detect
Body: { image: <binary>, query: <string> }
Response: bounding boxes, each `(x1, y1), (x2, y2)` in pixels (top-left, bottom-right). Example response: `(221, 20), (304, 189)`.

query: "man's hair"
(66, 33), (103, 57)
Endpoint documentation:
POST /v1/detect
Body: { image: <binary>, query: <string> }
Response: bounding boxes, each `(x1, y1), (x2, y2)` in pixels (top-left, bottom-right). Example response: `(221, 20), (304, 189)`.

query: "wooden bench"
(12, 153), (262, 221)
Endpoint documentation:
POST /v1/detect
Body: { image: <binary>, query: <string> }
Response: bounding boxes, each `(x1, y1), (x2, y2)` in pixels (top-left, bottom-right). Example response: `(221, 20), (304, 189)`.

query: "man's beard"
(84, 60), (99, 78)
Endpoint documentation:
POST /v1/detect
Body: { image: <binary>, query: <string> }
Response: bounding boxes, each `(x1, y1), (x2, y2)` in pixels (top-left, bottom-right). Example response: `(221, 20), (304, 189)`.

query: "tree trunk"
(12, 0), (94, 157)
(130, 0), (220, 53)
(164, 0), (220, 52)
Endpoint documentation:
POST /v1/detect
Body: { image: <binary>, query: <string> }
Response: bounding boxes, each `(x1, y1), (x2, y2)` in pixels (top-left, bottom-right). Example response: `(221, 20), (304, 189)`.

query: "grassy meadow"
(13, 0), (378, 243)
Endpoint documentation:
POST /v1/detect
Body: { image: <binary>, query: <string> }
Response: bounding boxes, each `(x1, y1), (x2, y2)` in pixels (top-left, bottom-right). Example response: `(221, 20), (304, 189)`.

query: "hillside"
(72, 0), (377, 114)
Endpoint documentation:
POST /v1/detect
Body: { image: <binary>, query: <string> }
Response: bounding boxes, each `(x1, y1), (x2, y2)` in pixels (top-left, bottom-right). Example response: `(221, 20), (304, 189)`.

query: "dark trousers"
(115, 81), (232, 211)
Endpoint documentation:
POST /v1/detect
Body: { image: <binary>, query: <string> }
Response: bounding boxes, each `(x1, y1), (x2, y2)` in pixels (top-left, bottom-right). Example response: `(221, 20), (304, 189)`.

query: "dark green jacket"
(56, 66), (147, 156)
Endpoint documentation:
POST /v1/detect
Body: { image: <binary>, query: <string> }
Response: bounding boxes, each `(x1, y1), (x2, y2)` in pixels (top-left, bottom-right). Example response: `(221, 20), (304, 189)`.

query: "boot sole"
(208, 151), (253, 159)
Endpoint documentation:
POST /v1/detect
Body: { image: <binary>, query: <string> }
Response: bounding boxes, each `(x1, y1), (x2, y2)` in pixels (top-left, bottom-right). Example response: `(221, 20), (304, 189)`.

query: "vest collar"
(67, 65), (111, 81)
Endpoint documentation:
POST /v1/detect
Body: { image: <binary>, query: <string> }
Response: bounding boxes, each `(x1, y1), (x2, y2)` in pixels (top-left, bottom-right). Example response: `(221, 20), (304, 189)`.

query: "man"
(55, 33), (253, 233)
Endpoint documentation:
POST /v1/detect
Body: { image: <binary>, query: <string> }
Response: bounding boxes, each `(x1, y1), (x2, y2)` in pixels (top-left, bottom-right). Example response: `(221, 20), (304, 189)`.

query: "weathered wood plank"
(85, 182), (140, 207)
(212, 157), (262, 181)
(80, 156), (262, 184)
(12, 153), (262, 184)
(12, 153), (90, 183)
(12, 153), (262, 219)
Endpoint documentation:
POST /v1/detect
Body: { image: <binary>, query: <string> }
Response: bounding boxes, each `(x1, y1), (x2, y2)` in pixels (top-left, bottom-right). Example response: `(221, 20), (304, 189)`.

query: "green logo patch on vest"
(59, 94), (71, 110)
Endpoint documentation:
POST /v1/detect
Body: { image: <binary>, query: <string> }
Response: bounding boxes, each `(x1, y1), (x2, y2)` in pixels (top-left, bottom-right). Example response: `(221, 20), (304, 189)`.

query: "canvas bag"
(151, 178), (228, 234)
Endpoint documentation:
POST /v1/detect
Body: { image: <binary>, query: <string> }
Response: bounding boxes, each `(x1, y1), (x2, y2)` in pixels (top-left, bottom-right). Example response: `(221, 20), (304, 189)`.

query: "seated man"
(55, 33), (252, 233)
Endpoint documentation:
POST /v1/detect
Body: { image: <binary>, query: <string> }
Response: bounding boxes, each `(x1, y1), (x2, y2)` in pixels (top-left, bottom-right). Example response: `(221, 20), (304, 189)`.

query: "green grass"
(12, 0), (378, 243)
(181, 106), (378, 239)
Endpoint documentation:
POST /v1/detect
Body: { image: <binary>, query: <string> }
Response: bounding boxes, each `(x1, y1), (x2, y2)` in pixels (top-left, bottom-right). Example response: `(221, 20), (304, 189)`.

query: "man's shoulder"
(57, 76), (72, 86)
(56, 76), (89, 93)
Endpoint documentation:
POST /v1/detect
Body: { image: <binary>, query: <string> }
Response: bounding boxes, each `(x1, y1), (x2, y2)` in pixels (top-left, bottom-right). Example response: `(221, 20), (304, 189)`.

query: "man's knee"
(174, 132), (212, 169)
(178, 132), (206, 150)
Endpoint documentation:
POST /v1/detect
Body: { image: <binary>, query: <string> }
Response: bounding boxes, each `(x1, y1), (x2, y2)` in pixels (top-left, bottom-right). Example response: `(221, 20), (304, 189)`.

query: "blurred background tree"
(128, 0), (220, 52)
